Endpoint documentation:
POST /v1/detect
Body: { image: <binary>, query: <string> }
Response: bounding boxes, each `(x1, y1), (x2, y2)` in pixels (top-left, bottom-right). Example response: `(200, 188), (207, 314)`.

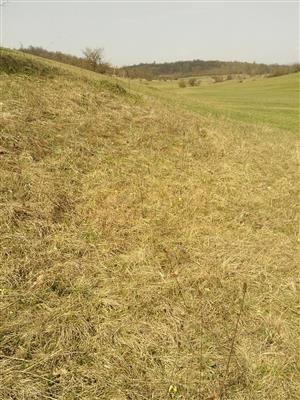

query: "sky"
(1, 0), (299, 66)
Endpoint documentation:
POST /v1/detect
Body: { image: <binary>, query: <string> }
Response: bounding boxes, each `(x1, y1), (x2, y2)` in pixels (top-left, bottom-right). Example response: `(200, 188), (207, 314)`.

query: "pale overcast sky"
(1, 1), (299, 66)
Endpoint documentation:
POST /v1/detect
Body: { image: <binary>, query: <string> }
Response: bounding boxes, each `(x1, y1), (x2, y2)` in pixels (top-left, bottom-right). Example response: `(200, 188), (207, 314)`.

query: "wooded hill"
(122, 59), (298, 79)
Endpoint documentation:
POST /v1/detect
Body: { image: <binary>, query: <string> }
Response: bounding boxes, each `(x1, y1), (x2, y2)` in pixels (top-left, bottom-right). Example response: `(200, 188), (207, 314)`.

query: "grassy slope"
(138, 73), (300, 133)
(0, 49), (299, 400)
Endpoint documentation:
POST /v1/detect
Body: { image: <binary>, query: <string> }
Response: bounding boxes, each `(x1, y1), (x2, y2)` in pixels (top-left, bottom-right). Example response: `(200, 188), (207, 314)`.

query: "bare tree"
(82, 47), (103, 71)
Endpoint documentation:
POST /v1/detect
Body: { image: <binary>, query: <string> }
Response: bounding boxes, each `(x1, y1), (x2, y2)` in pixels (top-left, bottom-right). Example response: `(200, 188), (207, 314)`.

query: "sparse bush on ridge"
(19, 45), (111, 74)
(82, 47), (107, 73)
(178, 79), (186, 88)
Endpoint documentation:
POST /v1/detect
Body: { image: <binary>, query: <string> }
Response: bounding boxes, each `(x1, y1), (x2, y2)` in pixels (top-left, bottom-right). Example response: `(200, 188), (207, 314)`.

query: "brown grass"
(0, 49), (299, 399)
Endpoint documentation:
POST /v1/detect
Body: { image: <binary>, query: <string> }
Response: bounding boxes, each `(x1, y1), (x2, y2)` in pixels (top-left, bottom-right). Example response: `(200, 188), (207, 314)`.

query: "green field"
(137, 73), (300, 133)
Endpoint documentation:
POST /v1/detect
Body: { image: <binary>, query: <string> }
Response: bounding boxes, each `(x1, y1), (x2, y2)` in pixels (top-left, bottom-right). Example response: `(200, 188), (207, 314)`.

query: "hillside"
(0, 48), (299, 400)
(123, 59), (293, 79)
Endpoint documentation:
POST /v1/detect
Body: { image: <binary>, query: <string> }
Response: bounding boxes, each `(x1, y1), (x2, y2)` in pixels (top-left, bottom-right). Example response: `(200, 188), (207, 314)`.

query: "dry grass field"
(0, 49), (299, 399)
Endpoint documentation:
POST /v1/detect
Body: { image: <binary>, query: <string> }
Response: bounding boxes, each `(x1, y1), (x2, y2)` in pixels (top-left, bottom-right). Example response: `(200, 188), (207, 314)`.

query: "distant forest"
(19, 46), (299, 80)
(122, 59), (300, 79)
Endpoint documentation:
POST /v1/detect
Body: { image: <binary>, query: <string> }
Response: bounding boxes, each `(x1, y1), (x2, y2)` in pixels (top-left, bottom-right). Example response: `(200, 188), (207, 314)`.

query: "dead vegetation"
(0, 50), (299, 399)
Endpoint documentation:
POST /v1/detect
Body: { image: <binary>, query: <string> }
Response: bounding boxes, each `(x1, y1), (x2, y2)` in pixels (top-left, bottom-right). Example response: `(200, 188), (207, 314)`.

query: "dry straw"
(0, 49), (299, 399)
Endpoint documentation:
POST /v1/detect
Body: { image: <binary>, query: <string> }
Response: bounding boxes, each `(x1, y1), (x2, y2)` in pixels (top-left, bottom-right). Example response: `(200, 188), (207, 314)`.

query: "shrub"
(212, 76), (223, 83)
(291, 64), (300, 73)
(268, 66), (290, 77)
(188, 77), (197, 86)
(178, 79), (186, 88)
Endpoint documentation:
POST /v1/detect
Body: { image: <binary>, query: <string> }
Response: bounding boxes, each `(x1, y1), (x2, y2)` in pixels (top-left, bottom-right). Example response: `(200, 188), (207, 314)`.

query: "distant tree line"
(19, 46), (111, 74)
(121, 59), (300, 80)
(268, 64), (300, 77)
(18, 46), (300, 80)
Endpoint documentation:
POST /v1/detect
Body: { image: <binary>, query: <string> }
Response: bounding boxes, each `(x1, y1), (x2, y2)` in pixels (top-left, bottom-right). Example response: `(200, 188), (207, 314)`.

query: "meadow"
(0, 48), (299, 400)
(138, 73), (299, 133)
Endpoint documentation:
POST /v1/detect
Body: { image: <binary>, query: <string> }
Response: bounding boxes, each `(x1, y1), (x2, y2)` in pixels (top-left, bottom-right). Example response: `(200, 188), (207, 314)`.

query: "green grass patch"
(139, 73), (300, 133)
